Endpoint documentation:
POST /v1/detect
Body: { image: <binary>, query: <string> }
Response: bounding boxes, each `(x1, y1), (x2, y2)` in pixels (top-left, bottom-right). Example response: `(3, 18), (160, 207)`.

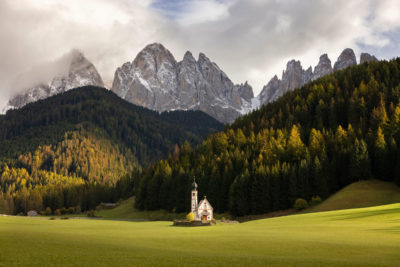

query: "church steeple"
(192, 177), (198, 191)
(191, 177), (198, 214)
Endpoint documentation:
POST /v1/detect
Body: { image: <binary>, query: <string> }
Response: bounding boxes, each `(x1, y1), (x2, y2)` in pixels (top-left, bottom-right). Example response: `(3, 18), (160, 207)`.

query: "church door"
(202, 215), (207, 221)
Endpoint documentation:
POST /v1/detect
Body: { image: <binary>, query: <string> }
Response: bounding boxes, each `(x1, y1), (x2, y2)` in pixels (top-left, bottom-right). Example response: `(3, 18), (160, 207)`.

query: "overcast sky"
(1, 0), (400, 109)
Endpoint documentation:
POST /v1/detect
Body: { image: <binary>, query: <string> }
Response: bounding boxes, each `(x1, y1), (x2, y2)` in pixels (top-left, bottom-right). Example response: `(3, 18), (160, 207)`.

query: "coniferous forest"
(135, 59), (400, 216)
(0, 87), (223, 215)
(3, 59), (400, 217)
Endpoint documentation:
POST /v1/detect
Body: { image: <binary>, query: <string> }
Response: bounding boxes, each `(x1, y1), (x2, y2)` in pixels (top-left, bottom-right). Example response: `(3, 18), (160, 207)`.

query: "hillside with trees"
(135, 58), (400, 216)
(0, 86), (223, 214)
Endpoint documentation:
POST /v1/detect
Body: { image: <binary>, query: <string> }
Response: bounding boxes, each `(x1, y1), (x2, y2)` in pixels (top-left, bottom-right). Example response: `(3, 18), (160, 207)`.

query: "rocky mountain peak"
(238, 81), (254, 102)
(280, 60), (308, 95)
(111, 44), (255, 123)
(360, 53), (378, 64)
(141, 42), (170, 55)
(134, 43), (177, 79)
(258, 75), (281, 105)
(198, 52), (208, 62)
(6, 50), (104, 111)
(69, 49), (84, 64)
(258, 48), (379, 107)
(69, 50), (99, 74)
(304, 66), (313, 83)
(333, 48), (357, 71)
(312, 53), (332, 81)
(283, 60), (302, 76)
(183, 51), (196, 63)
(286, 59), (301, 68)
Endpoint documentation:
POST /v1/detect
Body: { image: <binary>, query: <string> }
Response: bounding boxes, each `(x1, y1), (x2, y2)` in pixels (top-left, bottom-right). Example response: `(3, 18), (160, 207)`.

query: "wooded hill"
(135, 58), (400, 216)
(0, 87), (223, 214)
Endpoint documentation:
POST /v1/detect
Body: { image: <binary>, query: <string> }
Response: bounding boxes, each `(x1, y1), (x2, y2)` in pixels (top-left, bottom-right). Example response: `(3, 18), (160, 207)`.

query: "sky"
(1, 0), (400, 109)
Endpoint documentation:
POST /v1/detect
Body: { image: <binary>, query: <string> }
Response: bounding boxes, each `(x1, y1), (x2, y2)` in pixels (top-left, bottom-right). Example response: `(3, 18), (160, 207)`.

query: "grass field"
(96, 197), (231, 221)
(95, 197), (186, 221)
(308, 179), (400, 213)
(1, 203), (400, 266)
(94, 180), (400, 222)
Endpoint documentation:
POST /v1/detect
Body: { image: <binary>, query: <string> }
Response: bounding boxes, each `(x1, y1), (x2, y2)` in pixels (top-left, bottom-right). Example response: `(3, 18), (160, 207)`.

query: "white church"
(191, 178), (213, 222)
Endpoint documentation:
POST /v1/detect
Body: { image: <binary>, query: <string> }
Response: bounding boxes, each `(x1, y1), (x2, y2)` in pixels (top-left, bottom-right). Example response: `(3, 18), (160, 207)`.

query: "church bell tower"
(191, 177), (198, 214)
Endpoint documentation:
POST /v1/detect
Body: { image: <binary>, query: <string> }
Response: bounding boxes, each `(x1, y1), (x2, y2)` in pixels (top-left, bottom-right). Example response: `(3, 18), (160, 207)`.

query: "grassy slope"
(1, 204), (400, 266)
(96, 197), (231, 221)
(96, 180), (400, 222)
(308, 179), (400, 213)
(96, 197), (186, 221)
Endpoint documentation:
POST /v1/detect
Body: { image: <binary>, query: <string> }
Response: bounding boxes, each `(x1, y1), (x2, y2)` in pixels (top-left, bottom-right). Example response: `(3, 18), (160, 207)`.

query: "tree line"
(0, 87), (221, 215)
(134, 59), (400, 216)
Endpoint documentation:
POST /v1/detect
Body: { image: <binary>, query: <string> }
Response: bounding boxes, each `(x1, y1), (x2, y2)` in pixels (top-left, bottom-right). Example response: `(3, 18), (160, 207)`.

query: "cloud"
(1, 0), (400, 110)
(0, 0), (171, 105)
(160, 0), (400, 93)
(372, 0), (400, 31)
(10, 51), (76, 95)
(152, 0), (231, 26)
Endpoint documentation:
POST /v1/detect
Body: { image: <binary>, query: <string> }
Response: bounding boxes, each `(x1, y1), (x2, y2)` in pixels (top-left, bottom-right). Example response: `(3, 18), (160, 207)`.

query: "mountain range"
(5, 50), (104, 111)
(0, 45), (394, 217)
(111, 43), (254, 123)
(257, 49), (378, 105)
(4, 44), (378, 123)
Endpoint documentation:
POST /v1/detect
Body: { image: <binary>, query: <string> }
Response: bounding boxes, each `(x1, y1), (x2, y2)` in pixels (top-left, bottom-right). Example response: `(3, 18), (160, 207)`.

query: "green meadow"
(308, 179), (400, 213)
(95, 197), (185, 221)
(1, 203), (400, 266)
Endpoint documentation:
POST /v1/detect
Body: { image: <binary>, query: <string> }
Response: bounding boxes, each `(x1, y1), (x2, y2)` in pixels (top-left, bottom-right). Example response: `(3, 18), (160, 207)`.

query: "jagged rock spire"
(312, 54), (332, 81)
(333, 48), (357, 71)
(360, 53), (378, 64)
(257, 48), (379, 107)
(111, 43), (255, 123)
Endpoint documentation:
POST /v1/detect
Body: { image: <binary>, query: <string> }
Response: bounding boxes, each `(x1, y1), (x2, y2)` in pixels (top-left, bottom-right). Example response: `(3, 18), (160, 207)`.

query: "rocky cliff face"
(6, 50), (104, 111)
(360, 53), (378, 64)
(258, 48), (377, 106)
(238, 81), (254, 103)
(312, 54), (333, 81)
(259, 60), (313, 104)
(258, 75), (280, 106)
(333, 48), (357, 71)
(112, 43), (254, 123)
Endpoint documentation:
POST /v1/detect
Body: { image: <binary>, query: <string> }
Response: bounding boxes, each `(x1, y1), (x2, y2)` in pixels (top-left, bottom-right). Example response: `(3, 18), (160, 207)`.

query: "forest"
(135, 58), (400, 216)
(0, 87), (222, 214)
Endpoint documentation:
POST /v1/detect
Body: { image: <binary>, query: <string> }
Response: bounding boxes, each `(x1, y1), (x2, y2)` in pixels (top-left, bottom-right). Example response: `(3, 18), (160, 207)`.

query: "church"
(191, 178), (213, 222)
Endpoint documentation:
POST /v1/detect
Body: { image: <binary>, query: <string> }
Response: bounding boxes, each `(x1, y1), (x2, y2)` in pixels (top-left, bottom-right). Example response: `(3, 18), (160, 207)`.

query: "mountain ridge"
(0, 85), (224, 214)
(4, 44), (380, 124)
(111, 43), (255, 123)
(257, 48), (378, 105)
(4, 50), (104, 112)
(0, 86), (223, 164)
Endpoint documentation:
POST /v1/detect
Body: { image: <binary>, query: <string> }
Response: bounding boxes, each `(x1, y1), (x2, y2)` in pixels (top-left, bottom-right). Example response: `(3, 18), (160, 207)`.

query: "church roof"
(198, 197), (213, 210)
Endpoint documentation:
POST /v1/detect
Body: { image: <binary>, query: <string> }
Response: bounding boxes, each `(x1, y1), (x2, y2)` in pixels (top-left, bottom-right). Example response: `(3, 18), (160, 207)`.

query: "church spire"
(192, 177), (198, 191)
(191, 177), (198, 215)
